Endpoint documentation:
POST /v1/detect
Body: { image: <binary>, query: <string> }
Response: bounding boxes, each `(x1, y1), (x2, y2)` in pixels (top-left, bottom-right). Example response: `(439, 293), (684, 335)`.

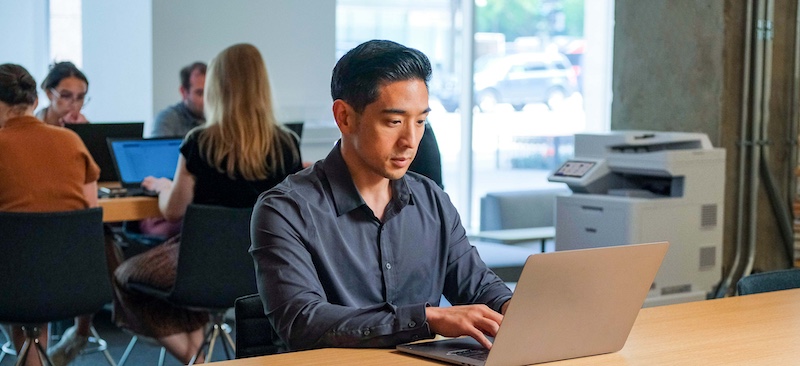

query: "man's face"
(181, 69), (205, 118)
(342, 79), (430, 182)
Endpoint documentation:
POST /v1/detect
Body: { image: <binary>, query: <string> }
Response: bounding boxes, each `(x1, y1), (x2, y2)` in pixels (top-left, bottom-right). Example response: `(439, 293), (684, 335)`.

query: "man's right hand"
(425, 304), (503, 350)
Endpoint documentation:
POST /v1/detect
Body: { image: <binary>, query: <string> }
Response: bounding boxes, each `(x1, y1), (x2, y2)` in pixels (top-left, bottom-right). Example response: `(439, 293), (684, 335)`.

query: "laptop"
(283, 122), (304, 139)
(66, 122), (145, 182)
(396, 242), (669, 366)
(107, 137), (182, 196)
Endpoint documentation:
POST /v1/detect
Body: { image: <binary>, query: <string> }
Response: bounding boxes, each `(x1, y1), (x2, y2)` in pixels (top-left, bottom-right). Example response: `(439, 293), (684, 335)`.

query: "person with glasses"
(35, 61), (90, 127)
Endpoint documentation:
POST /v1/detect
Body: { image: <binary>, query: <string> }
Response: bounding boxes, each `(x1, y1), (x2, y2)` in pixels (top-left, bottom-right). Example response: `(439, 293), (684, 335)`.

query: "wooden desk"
(98, 196), (160, 222)
(214, 289), (800, 365)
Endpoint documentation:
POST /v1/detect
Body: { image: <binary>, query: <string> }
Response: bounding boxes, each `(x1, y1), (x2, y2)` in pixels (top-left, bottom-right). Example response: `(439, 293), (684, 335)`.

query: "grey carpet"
(1, 310), (237, 366)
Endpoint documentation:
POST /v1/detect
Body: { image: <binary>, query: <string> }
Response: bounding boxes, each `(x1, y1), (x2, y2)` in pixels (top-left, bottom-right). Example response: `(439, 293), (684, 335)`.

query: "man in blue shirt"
(250, 40), (512, 352)
(150, 62), (206, 137)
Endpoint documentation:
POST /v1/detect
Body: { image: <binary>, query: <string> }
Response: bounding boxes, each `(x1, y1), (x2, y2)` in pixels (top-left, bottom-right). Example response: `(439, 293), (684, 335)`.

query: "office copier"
(548, 131), (725, 306)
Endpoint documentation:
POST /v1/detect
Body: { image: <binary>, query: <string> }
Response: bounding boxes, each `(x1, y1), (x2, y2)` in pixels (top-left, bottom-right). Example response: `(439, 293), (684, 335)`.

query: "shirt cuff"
(396, 303), (433, 342)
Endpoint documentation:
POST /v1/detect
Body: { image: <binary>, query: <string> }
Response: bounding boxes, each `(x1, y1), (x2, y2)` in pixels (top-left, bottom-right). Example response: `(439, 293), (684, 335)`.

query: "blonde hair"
(199, 43), (297, 180)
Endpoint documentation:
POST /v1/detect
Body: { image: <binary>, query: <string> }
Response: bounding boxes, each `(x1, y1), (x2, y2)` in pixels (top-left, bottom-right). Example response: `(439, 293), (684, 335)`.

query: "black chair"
(0, 208), (115, 366)
(233, 294), (285, 359)
(736, 268), (800, 295)
(127, 204), (256, 364)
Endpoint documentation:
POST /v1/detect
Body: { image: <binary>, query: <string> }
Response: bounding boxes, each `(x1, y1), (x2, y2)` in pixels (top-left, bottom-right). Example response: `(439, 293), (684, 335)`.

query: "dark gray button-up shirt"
(150, 102), (204, 138)
(250, 142), (512, 351)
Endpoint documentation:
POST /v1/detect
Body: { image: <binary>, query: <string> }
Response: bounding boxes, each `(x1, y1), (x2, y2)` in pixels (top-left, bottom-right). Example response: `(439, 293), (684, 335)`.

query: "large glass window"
(49, 0), (83, 67)
(336, 0), (611, 229)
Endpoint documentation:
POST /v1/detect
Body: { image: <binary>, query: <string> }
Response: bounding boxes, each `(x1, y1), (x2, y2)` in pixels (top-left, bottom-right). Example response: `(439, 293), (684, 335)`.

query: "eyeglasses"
(50, 88), (91, 108)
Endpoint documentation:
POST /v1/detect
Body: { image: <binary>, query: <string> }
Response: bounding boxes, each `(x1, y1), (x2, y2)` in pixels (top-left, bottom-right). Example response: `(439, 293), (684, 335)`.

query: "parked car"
(433, 52), (578, 113)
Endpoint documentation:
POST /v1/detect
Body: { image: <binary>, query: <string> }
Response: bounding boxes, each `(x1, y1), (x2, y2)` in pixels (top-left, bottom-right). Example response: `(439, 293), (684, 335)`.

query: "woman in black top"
(112, 43), (302, 363)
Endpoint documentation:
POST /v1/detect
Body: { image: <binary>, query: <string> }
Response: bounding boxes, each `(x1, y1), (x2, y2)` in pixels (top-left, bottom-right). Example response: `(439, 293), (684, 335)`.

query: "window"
(49, 0), (83, 67)
(335, 0), (612, 229)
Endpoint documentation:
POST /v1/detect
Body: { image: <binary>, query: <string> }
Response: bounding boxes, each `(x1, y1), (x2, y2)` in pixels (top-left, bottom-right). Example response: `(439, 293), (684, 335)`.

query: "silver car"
(434, 52), (578, 112)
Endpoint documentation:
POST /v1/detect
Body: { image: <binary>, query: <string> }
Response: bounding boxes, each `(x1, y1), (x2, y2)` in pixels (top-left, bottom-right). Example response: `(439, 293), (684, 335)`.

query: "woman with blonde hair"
(112, 43), (302, 364)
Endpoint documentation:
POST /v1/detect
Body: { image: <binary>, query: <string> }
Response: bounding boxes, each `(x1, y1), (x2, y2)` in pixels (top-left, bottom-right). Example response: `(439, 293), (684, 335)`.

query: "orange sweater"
(0, 116), (100, 212)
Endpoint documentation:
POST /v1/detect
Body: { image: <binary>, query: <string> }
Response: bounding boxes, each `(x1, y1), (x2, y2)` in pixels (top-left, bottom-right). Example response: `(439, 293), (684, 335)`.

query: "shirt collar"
(322, 140), (414, 218)
(3, 115), (43, 128)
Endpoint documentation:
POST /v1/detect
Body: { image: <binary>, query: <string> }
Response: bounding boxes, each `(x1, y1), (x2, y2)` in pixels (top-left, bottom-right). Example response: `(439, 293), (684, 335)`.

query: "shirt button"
(385, 262), (392, 270)
(408, 321), (416, 327)
(363, 330), (370, 336)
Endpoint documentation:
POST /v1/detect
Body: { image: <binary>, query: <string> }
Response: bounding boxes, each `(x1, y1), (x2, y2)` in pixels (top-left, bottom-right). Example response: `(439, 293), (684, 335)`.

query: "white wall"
(151, 0), (336, 135)
(0, 0), (49, 100)
(2, 1), (340, 161)
(82, 0), (152, 124)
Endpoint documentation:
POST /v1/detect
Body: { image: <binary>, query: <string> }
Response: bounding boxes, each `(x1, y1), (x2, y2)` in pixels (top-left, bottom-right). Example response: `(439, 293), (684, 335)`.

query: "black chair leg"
(119, 335), (166, 366)
(189, 325), (214, 365)
(15, 326), (53, 366)
(188, 312), (236, 365)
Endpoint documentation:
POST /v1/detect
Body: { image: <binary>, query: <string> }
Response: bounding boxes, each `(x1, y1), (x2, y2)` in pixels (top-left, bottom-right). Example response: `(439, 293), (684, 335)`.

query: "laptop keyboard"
(449, 348), (489, 361)
(126, 187), (159, 197)
(99, 187), (158, 198)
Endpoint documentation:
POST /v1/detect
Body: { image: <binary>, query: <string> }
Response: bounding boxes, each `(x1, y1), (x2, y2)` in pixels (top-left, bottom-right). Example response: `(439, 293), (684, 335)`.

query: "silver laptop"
(396, 241), (669, 366)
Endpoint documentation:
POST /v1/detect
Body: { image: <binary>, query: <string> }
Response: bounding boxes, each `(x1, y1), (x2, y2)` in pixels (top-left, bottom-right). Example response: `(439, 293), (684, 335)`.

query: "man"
(250, 40), (512, 352)
(150, 62), (206, 137)
(139, 62), (205, 238)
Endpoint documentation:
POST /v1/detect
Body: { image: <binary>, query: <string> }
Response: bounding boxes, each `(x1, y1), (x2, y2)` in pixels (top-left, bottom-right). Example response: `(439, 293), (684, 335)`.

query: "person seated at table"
(111, 43), (303, 364)
(0, 63), (100, 366)
(35, 61), (90, 127)
(131, 62), (208, 244)
(150, 61), (207, 138)
(250, 39), (512, 352)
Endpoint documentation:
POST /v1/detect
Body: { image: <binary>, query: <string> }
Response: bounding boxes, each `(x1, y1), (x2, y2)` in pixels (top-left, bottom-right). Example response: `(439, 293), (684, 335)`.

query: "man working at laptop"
(250, 40), (512, 352)
(139, 62), (206, 238)
(150, 62), (206, 138)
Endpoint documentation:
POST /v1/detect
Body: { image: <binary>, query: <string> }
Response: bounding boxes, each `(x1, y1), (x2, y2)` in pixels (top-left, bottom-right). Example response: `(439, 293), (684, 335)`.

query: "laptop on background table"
(283, 122), (304, 140)
(106, 137), (182, 197)
(66, 122), (144, 182)
(396, 242), (669, 366)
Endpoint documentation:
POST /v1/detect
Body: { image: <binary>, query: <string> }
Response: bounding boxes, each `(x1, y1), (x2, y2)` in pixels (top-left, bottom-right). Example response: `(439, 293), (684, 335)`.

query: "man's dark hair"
(331, 39), (432, 113)
(180, 62), (207, 91)
(41, 61), (88, 91)
(0, 63), (37, 107)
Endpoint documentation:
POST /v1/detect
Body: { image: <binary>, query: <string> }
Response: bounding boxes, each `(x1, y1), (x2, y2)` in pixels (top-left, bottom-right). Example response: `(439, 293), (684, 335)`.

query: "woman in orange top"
(0, 63), (100, 366)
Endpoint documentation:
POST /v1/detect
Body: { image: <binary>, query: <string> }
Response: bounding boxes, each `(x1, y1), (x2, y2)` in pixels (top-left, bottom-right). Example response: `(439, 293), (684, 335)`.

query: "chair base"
(2, 326), (116, 366)
(118, 335), (166, 366)
(189, 312), (235, 365)
(14, 326), (53, 366)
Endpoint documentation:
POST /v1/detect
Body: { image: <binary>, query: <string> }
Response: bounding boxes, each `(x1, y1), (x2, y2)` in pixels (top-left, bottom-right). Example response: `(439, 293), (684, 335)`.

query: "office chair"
(0, 208), (116, 366)
(736, 268), (800, 296)
(233, 294), (286, 359)
(127, 204), (256, 364)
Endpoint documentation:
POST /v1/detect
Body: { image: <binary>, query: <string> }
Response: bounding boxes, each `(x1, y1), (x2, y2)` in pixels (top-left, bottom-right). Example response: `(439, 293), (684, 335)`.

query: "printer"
(548, 131), (725, 306)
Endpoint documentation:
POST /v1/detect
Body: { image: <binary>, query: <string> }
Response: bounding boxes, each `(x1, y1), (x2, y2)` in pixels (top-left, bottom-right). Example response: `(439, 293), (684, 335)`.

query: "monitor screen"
(66, 122), (144, 182)
(108, 138), (182, 185)
(554, 161), (596, 178)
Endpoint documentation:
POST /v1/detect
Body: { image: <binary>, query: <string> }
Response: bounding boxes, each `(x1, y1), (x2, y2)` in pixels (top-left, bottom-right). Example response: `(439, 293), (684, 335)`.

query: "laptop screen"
(108, 138), (182, 186)
(283, 122), (304, 139)
(66, 122), (144, 182)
